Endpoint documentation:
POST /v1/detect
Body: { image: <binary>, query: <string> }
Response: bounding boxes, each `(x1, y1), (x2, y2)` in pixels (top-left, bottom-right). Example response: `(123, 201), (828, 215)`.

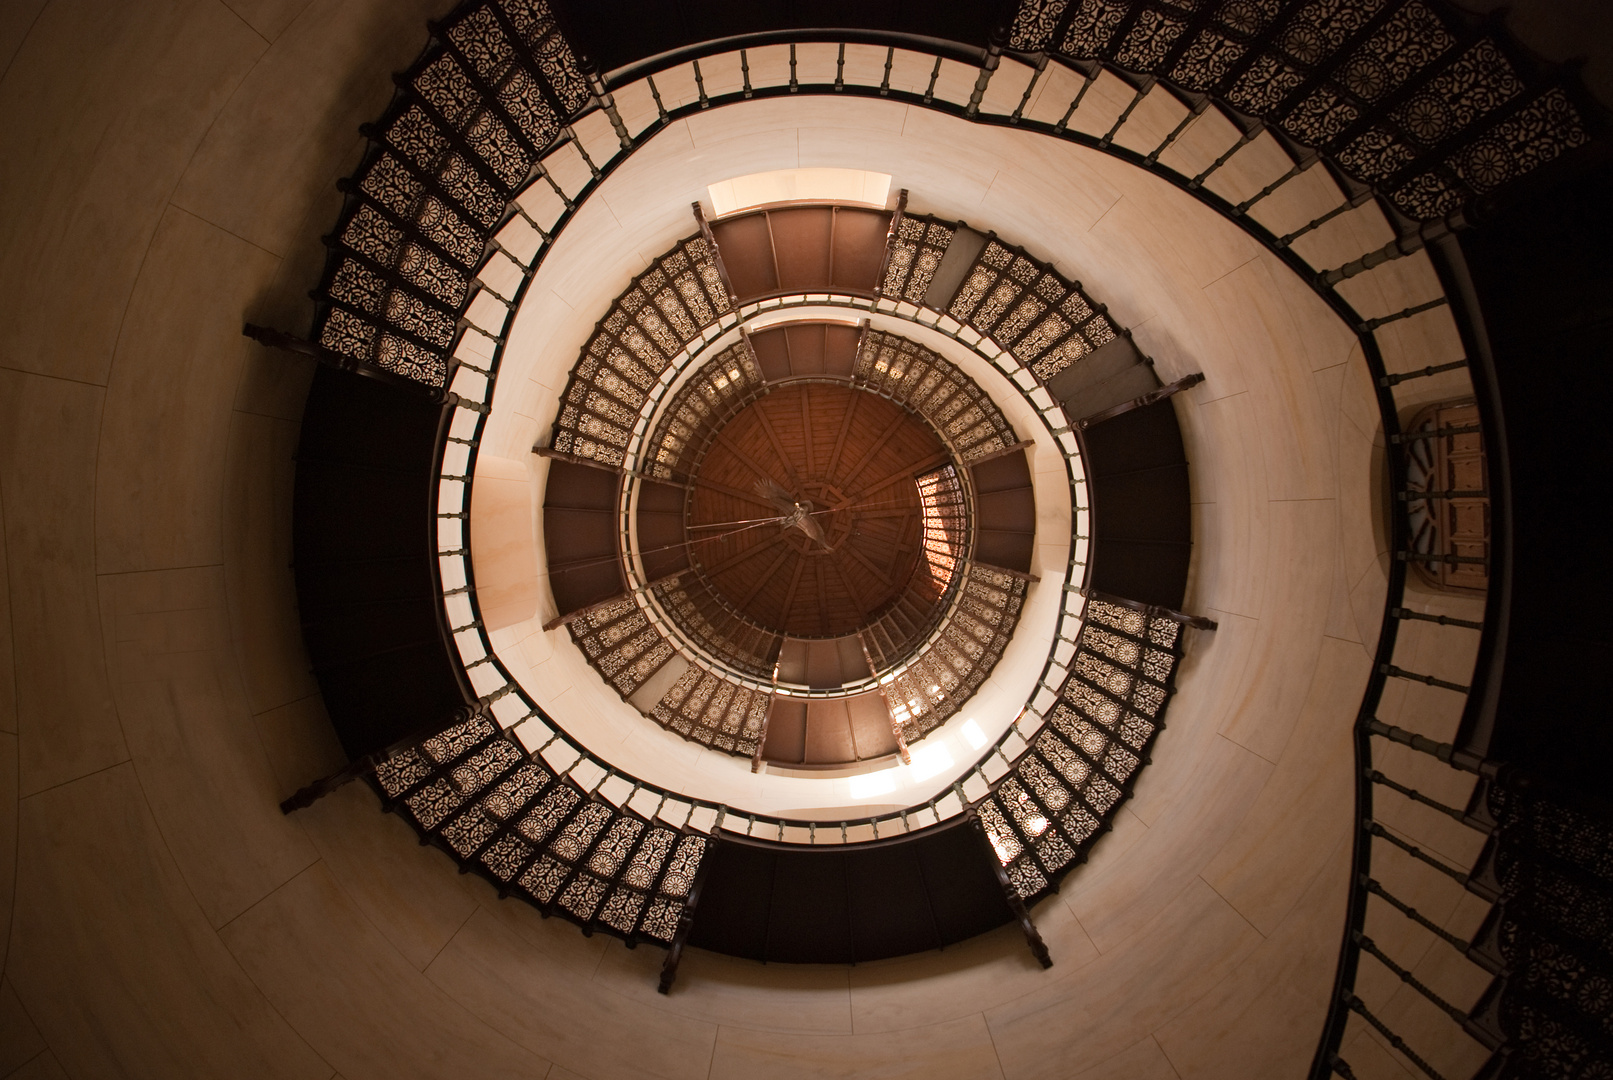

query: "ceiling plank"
(692, 476), (779, 511)
(778, 553), (808, 630)
(828, 556), (871, 617)
(825, 391), (861, 484)
(800, 385), (814, 476)
(737, 546), (795, 611)
(711, 428), (787, 489)
(815, 561), (830, 636)
(836, 420), (907, 492)
(752, 402), (802, 490)
(698, 529), (791, 577)
(841, 542), (894, 589)
(853, 451), (951, 500)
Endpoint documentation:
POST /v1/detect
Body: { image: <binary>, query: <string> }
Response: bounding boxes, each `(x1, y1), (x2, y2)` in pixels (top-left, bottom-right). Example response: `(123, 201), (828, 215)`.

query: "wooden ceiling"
(688, 384), (947, 638)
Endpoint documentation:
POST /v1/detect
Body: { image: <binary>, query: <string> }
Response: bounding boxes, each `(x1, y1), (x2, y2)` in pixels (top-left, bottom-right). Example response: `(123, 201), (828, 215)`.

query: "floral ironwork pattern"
(566, 595), (678, 697)
(312, 0), (586, 387)
(1479, 778), (1613, 1078)
(641, 340), (764, 480)
(650, 668), (771, 755)
(551, 235), (733, 465)
(853, 330), (1021, 463)
(1007, 0), (1594, 220)
(880, 215), (955, 301)
(371, 712), (708, 945)
(878, 566), (1028, 741)
(979, 597), (1182, 901)
(944, 239), (1116, 380)
(650, 576), (782, 681)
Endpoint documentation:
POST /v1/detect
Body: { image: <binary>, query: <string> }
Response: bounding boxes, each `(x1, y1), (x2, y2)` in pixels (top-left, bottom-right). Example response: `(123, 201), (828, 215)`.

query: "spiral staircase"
(246, 1), (1613, 1077)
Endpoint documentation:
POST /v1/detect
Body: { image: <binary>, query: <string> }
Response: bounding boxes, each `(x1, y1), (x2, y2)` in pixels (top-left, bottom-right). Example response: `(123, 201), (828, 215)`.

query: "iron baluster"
(1379, 359), (1470, 387)
(1145, 95), (1208, 164)
(645, 74), (668, 120)
(691, 59), (709, 108)
(1276, 189), (1375, 248)
(1100, 74), (1155, 147)
(1189, 119), (1264, 189)
(965, 36), (1002, 119)
(1379, 664), (1471, 693)
(1360, 297), (1449, 334)
(1233, 151), (1319, 216)
(1011, 53), (1049, 122)
(1054, 62), (1099, 133)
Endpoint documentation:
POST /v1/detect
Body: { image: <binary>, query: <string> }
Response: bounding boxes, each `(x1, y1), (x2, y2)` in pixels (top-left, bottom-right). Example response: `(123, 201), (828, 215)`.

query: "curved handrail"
(465, 289), (1091, 841)
(406, 25), (1528, 1071)
(309, 18), (1478, 844)
(412, 33), (1379, 833)
(606, 305), (1008, 700)
(271, 0), (1613, 1051)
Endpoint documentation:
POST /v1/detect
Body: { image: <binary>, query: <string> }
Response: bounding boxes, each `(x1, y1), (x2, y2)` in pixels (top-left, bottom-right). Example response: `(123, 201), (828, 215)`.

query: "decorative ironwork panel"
(659, 835), (708, 897)
(567, 596), (677, 696)
(449, 737), (523, 796)
(368, 716), (710, 947)
(311, 0), (594, 389)
(642, 340), (763, 479)
(1114, 7), (1192, 72)
(881, 216), (954, 302)
(883, 566), (1026, 740)
(854, 330), (1020, 462)
(650, 668), (769, 755)
(1009, 0), (1073, 51)
(552, 234), (732, 465)
(1017, 0), (1596, 221)
(1485, 779), (1613, 1077)
(1385, 85), (1591, 218)
(441, 803), (501, 856)
(375, 747), (434, 797)
(623, 827), (678, 889)
(915, 465), (967, 598)
(517, 785), (580, 843)
(639, 896), (685, 943)
(1060, 0), (1132, 57)
(945, 239), (1114, 381)
(421, 714), (499, 763)
(651, 576), (781, 680)
(977, 596), (1183, 902)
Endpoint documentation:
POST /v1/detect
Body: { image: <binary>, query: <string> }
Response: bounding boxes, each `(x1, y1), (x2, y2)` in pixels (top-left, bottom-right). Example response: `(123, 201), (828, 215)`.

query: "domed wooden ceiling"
(687, 382), (944, 639)
(538, 206), (1045, 767)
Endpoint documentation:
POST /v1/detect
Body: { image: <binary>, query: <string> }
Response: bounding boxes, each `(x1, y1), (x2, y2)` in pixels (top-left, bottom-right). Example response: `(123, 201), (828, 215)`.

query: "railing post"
(692, 201), (740, 306)
(1319, 211), (1466, 287)
(1010, 53), (1048, 123)
(966, 806), (1052, 969)
(1100, 74), (1155, 147)
(1146, 94), (1208, 164)
(1054, 60), (1099, 134)
(964, 32), (1003, 119)
(1378, 359), (1469, 387)
(1189, 118), (1263, 189)
(585, 61), (633, 149)
(1276, 188), (1375, 248)
(873, 189), (908, 299)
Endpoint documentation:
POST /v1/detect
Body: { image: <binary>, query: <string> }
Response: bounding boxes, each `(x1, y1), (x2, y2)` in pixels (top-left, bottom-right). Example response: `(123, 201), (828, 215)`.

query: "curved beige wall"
(0, 4), (1506, 1080)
